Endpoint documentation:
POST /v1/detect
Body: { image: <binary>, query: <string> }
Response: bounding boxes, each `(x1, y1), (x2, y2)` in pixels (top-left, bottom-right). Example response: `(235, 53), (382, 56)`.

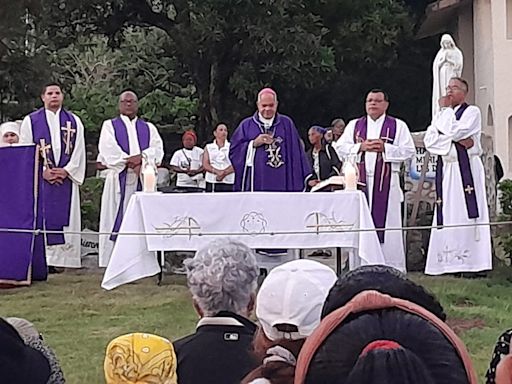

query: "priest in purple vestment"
(229, 88), (312, 192)
(19, 83), (86, 269)
(335, 89), (415, 272)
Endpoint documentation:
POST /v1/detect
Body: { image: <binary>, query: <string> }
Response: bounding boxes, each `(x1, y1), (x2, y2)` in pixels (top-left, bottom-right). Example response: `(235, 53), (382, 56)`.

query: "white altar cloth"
(102, 191), (385, 290)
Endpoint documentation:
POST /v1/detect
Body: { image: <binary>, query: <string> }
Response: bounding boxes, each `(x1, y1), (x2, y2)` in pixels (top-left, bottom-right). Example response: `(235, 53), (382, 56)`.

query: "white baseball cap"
(256, 259), (337, 341)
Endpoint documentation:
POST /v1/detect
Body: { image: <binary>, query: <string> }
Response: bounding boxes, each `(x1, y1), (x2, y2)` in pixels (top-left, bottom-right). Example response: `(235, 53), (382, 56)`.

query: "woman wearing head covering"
(294, 290), (477, 384)
(322, 265), (446, 321)
(306, 125), (341, 191)
(1, 121), (21, 145)
(169, 130), (205, 191)
(5, 317), (65, 383)
(104, 333), (177, 384)
(0, 318), (53, 383)
(241, 259), (337, 384)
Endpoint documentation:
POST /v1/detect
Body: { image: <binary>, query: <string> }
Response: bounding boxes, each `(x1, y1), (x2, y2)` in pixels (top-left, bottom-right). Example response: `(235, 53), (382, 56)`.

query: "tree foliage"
(51, 29), (198, 139)
(11, 0), (436, 141)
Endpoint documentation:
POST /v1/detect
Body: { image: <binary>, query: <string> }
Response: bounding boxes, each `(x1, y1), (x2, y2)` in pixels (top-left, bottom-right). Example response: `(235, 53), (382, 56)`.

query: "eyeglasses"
(446, 85), (463, 91)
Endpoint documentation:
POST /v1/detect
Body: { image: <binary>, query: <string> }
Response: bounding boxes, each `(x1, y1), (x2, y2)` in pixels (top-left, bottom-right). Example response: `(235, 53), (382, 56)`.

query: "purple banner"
(0, 145), (47, 285)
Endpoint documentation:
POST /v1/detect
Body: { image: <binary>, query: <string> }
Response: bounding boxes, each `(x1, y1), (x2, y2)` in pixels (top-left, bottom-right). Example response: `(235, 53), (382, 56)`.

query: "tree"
(0, 2), (52, 120)
(32, 0), (338, 140)
(51, 28), (198, 141)
(29, 0), (429, 139)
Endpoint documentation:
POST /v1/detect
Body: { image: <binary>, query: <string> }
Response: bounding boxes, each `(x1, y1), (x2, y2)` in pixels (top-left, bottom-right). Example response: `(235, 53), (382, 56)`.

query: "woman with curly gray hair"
(173, 239), (260, 384)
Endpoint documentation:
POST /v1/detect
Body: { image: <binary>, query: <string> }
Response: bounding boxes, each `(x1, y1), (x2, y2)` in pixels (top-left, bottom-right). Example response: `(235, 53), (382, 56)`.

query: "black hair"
(367, 88), (389, 101)
(321, 265), (446, 321)
(305, 310), (469, 384)
(41, 82), (62, 95)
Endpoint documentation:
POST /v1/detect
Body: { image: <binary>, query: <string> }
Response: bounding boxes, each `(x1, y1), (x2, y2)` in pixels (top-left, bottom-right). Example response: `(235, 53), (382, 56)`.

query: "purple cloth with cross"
(435, 103), (479, 226)
(29, 108), (77, 245)
(0, 145), (47, 285)
(353, 116), (397, 243)
(110, 117), (150, 241)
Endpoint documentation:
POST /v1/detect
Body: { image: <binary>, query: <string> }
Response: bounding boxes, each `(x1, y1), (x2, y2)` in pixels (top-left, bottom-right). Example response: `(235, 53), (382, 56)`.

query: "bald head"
(119, 91), (139, 119)
(257, 88), (278, 119)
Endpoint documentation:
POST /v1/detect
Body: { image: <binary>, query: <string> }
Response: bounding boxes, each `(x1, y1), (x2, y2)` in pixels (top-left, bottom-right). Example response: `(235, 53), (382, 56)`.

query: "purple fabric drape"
(435, 103), (479, 226)
(110, 117), (150, 241)
(353, 116), (397, 243)
(30, 108), (77, 245)
(0, 145), (47, 285)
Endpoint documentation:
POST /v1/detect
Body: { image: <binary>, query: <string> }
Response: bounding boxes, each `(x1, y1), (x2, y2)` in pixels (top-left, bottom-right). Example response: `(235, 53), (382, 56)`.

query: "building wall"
(472, 0), (512, 177)
(488, 0), (512, 177)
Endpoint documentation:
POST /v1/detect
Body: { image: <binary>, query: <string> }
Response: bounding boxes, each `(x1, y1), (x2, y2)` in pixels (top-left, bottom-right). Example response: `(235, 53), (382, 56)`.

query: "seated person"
(174, 239), (259, 384)
(322, 264), (446, 321)
(306, 125), (341, 191)
(5, 317), (65, 383)
(295, 290), (477, 384)
(169, 130), (205, 191)
(487, 329), (512, 384)
(242, 259), (337, 384)
(0, 317), (54, 383)
(1, 122), (21, 145)
(104, 332), (177, 384)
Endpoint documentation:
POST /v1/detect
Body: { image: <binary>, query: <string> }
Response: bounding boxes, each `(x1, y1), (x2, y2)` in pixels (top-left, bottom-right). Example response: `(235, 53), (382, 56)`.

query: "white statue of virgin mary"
(432, 34), (463, 117)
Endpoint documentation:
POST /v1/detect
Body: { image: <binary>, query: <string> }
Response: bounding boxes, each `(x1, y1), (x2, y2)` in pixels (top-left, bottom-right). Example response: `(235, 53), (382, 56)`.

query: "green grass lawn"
(0, 270), (511, 383)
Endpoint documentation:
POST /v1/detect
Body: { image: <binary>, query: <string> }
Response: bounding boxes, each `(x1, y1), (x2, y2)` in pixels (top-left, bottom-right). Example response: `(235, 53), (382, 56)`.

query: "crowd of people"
(2, 239), (510, 383)
(0, 76), (493, 279)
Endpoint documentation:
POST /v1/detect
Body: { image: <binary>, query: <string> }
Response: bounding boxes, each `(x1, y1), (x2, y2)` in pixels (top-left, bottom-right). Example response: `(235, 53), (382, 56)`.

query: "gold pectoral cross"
(61, 121), (76, 155)
(39, 139), (52, 168)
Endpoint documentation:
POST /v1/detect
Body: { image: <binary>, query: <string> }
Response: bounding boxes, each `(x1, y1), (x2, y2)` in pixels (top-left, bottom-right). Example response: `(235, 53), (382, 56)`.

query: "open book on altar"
(310, 176), (345, 192)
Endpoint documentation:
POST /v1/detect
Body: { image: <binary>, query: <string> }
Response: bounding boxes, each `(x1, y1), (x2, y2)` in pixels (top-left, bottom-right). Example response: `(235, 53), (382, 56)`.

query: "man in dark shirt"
(174, 239), (260, 384)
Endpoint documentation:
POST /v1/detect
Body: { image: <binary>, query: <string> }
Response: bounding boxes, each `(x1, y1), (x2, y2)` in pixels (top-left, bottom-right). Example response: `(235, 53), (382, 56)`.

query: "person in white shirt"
(203, 123), (235, 192)
(97, 90), (164, 267)
(170, 130), (205, 191)
(334, 89), (415, 272)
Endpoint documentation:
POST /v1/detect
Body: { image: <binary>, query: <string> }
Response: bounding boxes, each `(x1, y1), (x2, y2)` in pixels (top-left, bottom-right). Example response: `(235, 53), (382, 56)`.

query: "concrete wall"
(472, 0), (512, 177)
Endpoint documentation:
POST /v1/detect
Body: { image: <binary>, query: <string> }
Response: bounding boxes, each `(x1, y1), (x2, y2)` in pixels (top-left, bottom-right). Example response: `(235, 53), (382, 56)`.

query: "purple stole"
(435, 103), (479, 226)
(110, 117), (150, 241)
(354, 116), (397, 243)
(30, 108), (77, 245)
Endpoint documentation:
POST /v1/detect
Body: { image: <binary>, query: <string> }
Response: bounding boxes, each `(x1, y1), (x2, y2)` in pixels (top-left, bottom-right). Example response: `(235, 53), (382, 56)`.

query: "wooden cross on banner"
(39, 138), (52, 168)
(61, 121), (76, 155)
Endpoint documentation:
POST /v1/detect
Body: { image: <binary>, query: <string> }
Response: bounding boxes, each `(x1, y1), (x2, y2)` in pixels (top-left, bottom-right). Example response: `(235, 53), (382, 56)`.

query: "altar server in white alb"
(20, 83), (86, 268)
(98, 91), (164, 267)
(335, 89), (415, 272)
(424, 77), (492, 275)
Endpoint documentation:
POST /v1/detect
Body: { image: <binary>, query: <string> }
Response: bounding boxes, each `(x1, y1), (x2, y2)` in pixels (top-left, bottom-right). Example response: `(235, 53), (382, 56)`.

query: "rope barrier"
(0, 220), (511, 237)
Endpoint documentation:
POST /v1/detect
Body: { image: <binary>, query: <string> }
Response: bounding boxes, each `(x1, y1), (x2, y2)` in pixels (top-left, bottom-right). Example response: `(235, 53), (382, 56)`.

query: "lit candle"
(344, 162), (358, 191)
(143, 166), (156, 192)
